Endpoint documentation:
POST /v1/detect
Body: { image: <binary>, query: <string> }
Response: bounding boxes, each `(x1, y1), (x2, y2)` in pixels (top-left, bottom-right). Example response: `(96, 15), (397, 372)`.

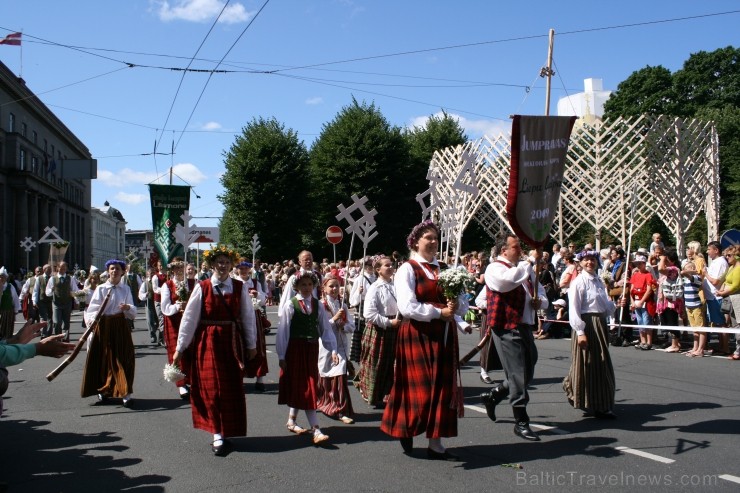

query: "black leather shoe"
(254, 382), (266, 393)
(594, 410), (618, 420)
(122, 398), (134, 409)
(150, 337), (157, 344)
(426, 448), (461, 461)
(514, 422), (541, 441)
(480, 383), (505, 422)
(212, 439), (232, 456)
(400, 437), (413, 454)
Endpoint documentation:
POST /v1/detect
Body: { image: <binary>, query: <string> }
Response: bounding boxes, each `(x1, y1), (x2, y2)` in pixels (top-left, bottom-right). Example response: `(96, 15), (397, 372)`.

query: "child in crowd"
(277, 271), (338, 445)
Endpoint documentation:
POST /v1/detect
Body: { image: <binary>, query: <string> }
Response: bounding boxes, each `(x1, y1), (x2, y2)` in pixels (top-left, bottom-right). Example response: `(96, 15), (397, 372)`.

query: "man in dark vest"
(480, 235), (548, 441)
(45, 262), (79, 341)
(32, 264), (54, 336)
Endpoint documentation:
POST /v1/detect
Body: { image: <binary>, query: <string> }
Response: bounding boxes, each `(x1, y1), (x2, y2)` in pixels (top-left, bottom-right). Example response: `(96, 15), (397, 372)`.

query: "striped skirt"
(349, 316), (365, 362)
(81, 313), (135, 398)
(316, 374), (354, 418)
(0, 309), (15, 339)
(356, 322), (397, 406)
(278, 338), (319, 410)
(562, 313), (615, 413)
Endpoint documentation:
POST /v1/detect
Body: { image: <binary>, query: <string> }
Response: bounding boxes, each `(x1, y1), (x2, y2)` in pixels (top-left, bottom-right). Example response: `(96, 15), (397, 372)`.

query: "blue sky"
(1, 1), (738, 232)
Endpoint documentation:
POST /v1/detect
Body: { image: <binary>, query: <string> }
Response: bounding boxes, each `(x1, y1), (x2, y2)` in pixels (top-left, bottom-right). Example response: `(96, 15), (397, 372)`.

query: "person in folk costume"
(316, 274), (355, 424)
(479, 235), (548, 442)
(173, 246), (257, 456)
(159, 258), (194, 399)
(32, 264), (54, 336)
(278, 250), (321, 317)
(20, 267), (42, 323)
(235, 259), (269, 393)
(348, 257), (377, 363)
(82, 259), (137, 407)
(151, 260), (167, 346)
(124, 264), (142, 330)
(138, 266), (159, 345)
(381, 221), (469, 461)
(564, 249), (624, 419)
(277, 270), (338, 445)
(474, 285), (502, 385)
(45, 262), (80, 342)
(357, 256), (401, 407)
(0, 267), (21, 340)
(82, 266), (101, 327)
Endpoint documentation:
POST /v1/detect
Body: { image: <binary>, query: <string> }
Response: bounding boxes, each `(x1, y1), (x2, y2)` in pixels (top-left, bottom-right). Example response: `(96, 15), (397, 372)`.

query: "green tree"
(218, 117), (310, 261)
(603, 65), (675, 117)
(309, 98), (412, 256)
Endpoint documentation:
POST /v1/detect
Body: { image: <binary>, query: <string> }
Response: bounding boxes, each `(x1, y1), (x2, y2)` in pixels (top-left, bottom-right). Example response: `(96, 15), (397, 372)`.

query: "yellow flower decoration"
(202, 244), (239, 266)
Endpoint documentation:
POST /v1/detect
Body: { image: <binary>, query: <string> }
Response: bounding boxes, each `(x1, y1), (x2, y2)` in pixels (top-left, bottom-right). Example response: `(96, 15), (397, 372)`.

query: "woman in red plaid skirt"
(277, 271), (338, 445)
(381, 221), (469, 461)
(173, 248), (257, 456)
(235, 259), (269, 393)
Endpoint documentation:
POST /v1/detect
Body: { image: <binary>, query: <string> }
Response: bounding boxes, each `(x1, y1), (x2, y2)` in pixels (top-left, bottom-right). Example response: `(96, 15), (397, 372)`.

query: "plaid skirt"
(563, 313), (615, 413)
(164, 312), (189, 387)
(189, 321), (247, 437)
(381, 317), (458, 439)
(316, 374), (354, 418)
(245, 308), (269, 378)
(349, 316), (365, 362)
(81, 313), (135, 398)
(356, 322), (397, 406)
(278, 338), (319, 410)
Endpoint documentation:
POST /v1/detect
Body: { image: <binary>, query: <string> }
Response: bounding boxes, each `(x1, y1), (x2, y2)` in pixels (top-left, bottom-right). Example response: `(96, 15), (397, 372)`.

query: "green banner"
(148, 184), (190, 265)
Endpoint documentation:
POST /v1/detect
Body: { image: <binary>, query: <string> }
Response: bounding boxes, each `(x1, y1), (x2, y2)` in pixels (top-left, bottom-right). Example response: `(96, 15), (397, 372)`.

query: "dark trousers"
(492, 323), (538, 410)
(52, 301), (73, 336)
(146, 299), (159, 339)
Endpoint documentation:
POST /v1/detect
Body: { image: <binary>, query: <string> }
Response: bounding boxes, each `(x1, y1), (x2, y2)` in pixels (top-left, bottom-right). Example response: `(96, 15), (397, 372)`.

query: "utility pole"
(543, 28), (555, 116)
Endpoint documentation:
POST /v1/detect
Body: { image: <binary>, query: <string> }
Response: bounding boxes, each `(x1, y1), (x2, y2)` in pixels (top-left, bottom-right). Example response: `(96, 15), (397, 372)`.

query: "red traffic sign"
(326, 225), (344, 245)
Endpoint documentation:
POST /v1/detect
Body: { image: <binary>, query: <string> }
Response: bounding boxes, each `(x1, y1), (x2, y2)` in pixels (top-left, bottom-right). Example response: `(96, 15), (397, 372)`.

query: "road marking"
(719, 474), (740, 484)
(465, 404), (487, 413)
(530, 423), (568, 435)
(614, 446), (675, 464)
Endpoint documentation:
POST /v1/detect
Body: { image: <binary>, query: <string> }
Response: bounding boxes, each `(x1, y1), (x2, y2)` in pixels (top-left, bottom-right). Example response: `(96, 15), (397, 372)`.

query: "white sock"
(428, 438), (445, 453)
(306, 410), (319, 428)
(123, 393), (132, 402)
(178, 386), (188, 395)
(480, 369), (488, 377)
(213, 433), (223, 445)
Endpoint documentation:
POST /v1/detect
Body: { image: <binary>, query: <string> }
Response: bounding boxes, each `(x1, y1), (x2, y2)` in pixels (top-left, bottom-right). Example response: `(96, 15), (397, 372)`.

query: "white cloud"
(97, 163), (208, 188)
(305, 97), (323, 105)
(155, 0), (251, 24)
(408, 112), (509, 139)
(115, 192), (147, 205)
(201, 121), (222, 131)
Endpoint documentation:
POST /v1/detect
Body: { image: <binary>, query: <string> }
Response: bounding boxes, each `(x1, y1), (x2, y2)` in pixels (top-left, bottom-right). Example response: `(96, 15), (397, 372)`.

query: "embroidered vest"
(486, 261), (526, 330)
(39, 274), (51, 301)
(53, 276), (73, 305)
(0, 286), (12, 310)
(289, 297), (319, 340)
(154, 273), (166, 302)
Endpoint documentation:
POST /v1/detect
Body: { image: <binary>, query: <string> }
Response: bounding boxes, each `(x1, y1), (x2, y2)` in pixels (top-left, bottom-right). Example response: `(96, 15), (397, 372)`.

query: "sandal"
(286, 418), (309, 435)
(664, 346), (680, 353)
(312, 427), (330, 444)
(339, 415), (354, 424)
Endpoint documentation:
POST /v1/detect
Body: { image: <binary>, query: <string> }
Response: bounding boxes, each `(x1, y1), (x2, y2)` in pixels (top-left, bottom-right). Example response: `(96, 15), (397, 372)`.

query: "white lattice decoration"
(428, 115), (720, 252)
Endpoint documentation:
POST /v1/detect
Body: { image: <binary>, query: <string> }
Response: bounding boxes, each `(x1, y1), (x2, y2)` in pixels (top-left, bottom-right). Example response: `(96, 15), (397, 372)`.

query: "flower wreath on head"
(167, 260), (185, 270)
(406, 219), (440, 250)
(291, 270), (320, 289)
(202, 244), (239, 265)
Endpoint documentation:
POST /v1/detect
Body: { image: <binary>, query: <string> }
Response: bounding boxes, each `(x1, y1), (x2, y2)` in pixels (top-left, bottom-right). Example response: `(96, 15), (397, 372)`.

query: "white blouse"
(276, 293), (337, 360)
(176, 275), (257, 352)
(394, 253), (469, 321)
(568, 271), (616, 336)
(363, 278), (399, 329)
(83, 280), (136, 327)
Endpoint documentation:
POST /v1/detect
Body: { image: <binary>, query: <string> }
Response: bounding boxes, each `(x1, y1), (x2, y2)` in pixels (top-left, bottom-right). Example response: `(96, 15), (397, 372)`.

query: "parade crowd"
(1, 224), (738, 459)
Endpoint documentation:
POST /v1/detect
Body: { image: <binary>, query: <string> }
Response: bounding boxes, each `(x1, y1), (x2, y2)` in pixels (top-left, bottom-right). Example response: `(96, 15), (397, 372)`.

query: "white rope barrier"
(539, 318), (740, 335)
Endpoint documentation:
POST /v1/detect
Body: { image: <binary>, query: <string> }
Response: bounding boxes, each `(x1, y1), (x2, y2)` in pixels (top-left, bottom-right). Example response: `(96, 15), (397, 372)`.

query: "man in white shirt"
(32, 264), (53, 335)
(703, 241), (729, 353)
(480, 235), (548, 442)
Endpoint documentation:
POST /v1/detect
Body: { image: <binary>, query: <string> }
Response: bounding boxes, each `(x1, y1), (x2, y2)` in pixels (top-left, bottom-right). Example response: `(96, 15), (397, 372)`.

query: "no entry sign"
(326, 225), (343, 245)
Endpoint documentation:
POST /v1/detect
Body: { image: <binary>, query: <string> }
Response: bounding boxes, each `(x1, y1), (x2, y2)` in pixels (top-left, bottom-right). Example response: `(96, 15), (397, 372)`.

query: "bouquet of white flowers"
(438, 268), (475, 301)
(251, 295), (261, 310)
(176, 281), (190, 311)
(163, 363), (186, 383)
(601, 271), (613, 285)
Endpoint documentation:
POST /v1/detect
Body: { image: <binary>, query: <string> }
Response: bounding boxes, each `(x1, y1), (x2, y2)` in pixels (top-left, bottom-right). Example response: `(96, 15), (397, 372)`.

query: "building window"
(8, 113), (15, 132)
(21, 122), (27, 138)
(32, 130), (38, 145)
(19, 148), (26, 170)
(32, 156), (38, 173)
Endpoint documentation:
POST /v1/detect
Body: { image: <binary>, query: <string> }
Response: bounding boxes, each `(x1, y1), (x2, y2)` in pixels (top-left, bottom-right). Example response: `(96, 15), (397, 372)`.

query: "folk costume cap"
(104, 259), (127, 270)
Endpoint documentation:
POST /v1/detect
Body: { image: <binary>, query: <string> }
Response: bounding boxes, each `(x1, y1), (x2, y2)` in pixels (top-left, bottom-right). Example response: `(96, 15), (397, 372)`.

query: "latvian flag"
(0, 32), (21, 46)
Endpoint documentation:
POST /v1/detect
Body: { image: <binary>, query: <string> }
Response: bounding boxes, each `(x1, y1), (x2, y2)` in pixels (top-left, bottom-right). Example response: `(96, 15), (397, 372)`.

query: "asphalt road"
(1, 308), (738, 492)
